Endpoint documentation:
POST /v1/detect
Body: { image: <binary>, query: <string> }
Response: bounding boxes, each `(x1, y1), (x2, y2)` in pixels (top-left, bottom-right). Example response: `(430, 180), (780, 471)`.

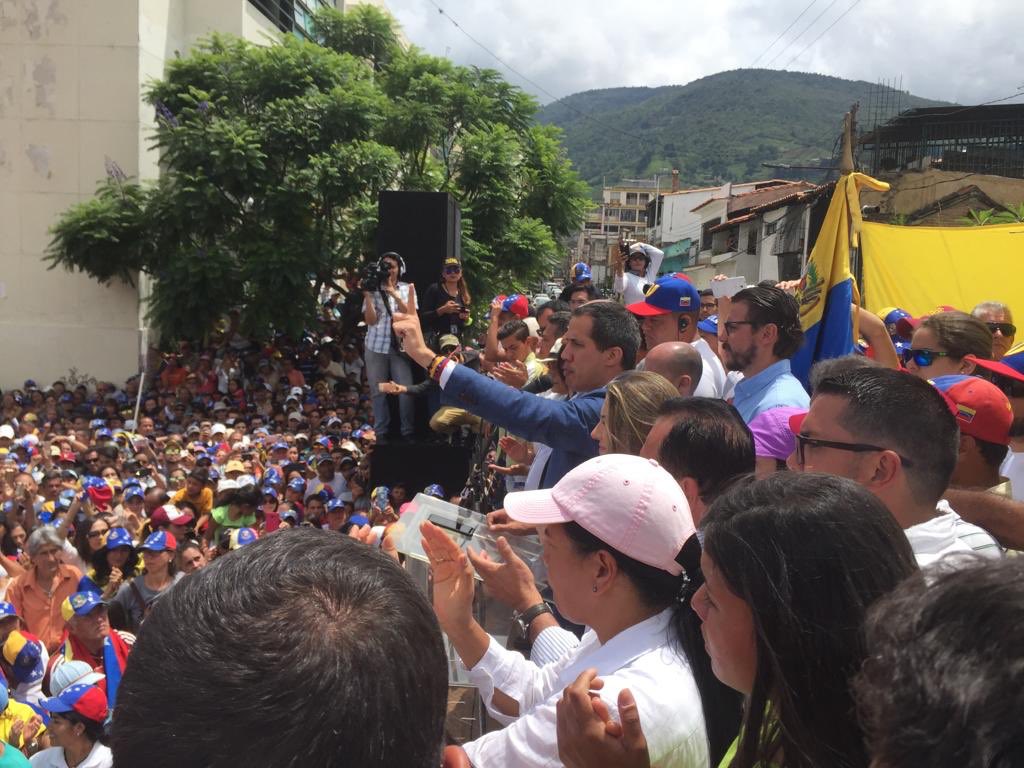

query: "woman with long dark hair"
(418, 257), (471, 347)
(110, 531), (183, 634)
(84, 528), (140, 601)
(557, 472), (918, 768)
(424, 454), (740, 767)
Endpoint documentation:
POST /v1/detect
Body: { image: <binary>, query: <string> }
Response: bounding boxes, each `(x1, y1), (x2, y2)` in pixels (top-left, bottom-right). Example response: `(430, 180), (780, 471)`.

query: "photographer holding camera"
(362, 252), (417, 442)
(613, 240), (664, 306)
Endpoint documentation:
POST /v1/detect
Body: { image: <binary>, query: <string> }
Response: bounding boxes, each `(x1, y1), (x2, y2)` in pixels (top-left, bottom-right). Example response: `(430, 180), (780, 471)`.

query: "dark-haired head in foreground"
(698, 472), (918, 768)
(112, 529), (448, 768)
(855, 556), (1024, 768)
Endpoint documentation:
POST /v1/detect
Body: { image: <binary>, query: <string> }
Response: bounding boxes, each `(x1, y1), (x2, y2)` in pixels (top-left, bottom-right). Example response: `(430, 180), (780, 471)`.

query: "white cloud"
(383, 0), (1024, 106)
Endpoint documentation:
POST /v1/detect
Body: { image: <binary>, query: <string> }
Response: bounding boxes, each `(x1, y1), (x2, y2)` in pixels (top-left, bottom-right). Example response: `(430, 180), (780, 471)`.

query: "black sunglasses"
(985, 322), (1017, 337)
(794, 433), (914, 468)
(443, 265), (462, 274)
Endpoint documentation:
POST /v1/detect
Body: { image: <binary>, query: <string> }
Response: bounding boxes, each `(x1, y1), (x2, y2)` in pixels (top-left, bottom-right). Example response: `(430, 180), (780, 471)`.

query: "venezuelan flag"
(791, 172), (890, 387)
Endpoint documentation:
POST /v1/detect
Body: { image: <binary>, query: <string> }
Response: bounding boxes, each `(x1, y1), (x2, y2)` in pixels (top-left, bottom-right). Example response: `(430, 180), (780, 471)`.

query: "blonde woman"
(591, 370), (679, 455)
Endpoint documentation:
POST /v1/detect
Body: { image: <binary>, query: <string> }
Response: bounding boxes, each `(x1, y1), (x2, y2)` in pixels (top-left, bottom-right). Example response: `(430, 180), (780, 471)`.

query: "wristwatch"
(513, 602), (552, 635)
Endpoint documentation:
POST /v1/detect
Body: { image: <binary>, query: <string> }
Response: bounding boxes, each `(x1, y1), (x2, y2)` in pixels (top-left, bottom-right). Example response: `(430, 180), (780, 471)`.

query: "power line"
(422, 0), (656, 147)
(764, 0), (842, 68)
(894, 88), (1024, 119)
(783, 0), (865, 69)
(750, 0), (818, 67)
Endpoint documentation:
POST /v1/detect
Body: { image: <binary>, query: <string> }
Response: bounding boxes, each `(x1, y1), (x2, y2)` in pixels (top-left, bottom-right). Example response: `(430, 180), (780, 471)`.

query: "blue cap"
(280, 508), (299, 523)
(105, 528), (134, 550)
(264, 467), (282, 483)
(124, 487), (144, 501)
(140, 530), (176, 551)
(326, 498), (346, 512)
(287, 477), (306, 491)
(207, 468), (220, 481)
(316, 436), (332, 448)
(424, 483), (445, 499)
(347, 514), (369, 528)
(229, 527), (257, 549)
(573, 262), (592, 282)
(88, 419), (106, 429)
(272, 441), (289, 451)
(697, 313), (718, 335)
(1002, 344), (1024, 375)
(61, 590), (105, 619)
(626, 275), (701, 317)
(0, 602), (17, 618)
(262, 486), (279, 499)
(96, 428), (112, 439)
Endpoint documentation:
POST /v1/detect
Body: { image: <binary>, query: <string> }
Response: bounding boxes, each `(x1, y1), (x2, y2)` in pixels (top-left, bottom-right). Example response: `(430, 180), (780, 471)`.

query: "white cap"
(523, 317), (541, 339)
(50, 661), (105, 696)
(288, 386), (304, 399)
(211, 423), (226, 435)
(217, 478), (239, 493)
(287, 411), (304, 422)
(0, 425), (14, 440)
(504, 454), (696, 576)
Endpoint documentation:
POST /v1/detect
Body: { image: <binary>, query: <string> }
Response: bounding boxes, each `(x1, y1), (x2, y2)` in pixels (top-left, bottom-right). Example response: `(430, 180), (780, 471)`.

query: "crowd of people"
(0, 241), (1021, 766)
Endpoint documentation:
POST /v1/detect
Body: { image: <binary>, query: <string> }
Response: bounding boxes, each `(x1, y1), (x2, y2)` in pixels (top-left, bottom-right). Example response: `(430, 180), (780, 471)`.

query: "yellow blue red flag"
(792, 172), (890, 386)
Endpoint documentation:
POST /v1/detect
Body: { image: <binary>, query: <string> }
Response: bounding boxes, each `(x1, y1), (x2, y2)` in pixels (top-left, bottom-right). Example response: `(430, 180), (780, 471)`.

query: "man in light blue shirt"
(720, 285), (809, 422)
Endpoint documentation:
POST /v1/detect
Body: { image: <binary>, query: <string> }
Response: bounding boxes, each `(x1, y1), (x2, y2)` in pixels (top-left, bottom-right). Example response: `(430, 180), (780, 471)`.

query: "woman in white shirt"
(422, 454), (739, 767)
(613, 242), (664, 306)
(32, 682), (112, 767)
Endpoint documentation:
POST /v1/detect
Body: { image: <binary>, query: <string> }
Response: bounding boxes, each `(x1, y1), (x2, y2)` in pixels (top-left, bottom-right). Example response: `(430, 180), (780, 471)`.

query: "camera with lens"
(359, 259), (392, 292)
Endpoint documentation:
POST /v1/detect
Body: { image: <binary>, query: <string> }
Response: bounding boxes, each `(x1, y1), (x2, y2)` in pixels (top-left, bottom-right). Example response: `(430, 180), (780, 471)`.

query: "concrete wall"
(0, 0), (144, 391)
(860, 169), (1024, 218)
(0, 0), (285, 390)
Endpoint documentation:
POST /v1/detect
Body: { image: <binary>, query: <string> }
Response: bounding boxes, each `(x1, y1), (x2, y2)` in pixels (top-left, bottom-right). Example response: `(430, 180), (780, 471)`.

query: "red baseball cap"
(896, 305), (959, 338)
(966, 355), (1024, 384)
(929, 375), (1012, 445)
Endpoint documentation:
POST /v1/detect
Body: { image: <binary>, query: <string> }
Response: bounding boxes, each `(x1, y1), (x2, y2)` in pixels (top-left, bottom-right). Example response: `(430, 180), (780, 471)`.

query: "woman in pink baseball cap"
(557, 472), (919, 768)
(421, 453), (741, 767)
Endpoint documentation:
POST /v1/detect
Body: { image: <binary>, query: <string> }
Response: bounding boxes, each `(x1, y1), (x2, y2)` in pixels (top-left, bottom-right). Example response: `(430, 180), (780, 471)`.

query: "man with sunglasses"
(972, 301), (1016, 360)
(719, 285), (809, 423)
(787, 367), (999, 565)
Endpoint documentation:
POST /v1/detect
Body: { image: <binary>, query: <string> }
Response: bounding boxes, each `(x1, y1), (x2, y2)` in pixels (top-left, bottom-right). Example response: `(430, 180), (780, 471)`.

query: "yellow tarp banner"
(862, 221), (1024, 317)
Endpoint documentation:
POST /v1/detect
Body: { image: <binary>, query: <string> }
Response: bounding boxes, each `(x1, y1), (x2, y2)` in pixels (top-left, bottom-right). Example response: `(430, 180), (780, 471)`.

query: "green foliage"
(47, 9), (589, 343)
(538, 69), (952, 191)
(962, 203), (1024, 225)
(992, 202), (1024, 224)
(961, 208), (998, 226)
(311, 4), (401, 70)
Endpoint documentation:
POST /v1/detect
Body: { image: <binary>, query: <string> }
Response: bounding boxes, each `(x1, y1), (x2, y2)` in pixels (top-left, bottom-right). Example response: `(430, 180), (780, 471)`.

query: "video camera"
(359, 258), (392, 292)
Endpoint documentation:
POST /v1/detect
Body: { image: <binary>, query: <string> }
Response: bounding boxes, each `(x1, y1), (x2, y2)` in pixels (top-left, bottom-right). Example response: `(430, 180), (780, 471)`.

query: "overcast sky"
(384, 0), (1024, 107)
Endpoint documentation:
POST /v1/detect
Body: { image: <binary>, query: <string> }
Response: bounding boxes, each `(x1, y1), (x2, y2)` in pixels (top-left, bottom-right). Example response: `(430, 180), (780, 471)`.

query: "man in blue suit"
(392, 301), (640, 489)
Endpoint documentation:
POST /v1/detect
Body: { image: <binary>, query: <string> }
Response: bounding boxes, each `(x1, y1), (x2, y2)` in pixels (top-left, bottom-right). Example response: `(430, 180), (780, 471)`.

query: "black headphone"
(678, 314), (692, 333)
(380, 251), (406, 277)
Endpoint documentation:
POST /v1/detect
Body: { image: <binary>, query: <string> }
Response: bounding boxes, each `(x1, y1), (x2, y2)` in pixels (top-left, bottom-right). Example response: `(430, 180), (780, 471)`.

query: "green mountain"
(537, 69), (951, 192)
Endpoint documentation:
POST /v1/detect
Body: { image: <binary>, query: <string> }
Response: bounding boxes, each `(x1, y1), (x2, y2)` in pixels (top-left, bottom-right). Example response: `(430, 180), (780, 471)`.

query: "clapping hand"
(493, 360), (529, 389)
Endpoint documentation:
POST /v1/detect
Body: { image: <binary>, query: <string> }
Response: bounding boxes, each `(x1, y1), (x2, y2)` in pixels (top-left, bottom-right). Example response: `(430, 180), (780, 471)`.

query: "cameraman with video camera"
(362, 252), (417, 443)
(613, 240), (664, 305)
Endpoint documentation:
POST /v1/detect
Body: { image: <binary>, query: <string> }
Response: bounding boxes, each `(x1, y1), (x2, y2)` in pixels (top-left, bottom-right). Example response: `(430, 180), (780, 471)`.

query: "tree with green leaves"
(47, 5), (589, 344)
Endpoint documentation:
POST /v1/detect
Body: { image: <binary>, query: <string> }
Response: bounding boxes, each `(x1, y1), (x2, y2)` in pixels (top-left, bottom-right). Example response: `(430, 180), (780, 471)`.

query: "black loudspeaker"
(376, 191), (461, 290)
(370, 442), (471, 502)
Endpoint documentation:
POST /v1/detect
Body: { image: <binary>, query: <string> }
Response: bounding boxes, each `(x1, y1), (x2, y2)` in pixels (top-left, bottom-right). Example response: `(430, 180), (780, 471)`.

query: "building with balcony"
(575, 178), (657, 287)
